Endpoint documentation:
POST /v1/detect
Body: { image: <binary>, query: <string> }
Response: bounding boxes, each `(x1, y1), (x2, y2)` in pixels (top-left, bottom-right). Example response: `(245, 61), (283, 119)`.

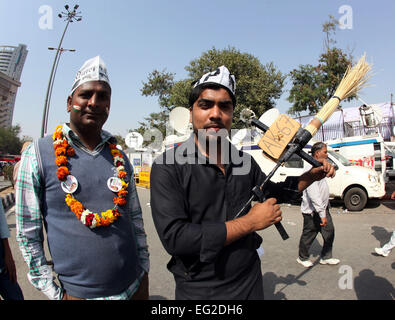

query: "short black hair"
(311, 142), (326, 157)
(189, 83), (236, 108)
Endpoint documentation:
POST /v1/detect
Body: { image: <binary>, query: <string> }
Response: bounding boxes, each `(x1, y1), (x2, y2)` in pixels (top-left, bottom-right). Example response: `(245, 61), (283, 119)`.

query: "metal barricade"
(134, 166), (151, 188)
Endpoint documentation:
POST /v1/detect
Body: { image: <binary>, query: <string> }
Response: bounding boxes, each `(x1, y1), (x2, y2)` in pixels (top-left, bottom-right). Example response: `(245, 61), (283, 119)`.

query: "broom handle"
(305, 55), (370, 137)
(304, 96), (342, 137)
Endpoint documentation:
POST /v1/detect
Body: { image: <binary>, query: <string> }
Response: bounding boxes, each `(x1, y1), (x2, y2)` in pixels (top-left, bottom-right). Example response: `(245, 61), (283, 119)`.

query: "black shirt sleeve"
(150, 161), (227, 263)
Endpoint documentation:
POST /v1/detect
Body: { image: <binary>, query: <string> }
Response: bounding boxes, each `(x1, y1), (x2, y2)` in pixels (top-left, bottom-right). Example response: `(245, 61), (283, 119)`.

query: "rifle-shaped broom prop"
(235, 54), (372, 240)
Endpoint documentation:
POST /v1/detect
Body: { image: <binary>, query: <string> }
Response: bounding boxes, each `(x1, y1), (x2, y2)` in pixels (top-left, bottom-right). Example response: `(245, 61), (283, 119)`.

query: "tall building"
(0, 44), (28, 127)
(0, 72), (21, 128)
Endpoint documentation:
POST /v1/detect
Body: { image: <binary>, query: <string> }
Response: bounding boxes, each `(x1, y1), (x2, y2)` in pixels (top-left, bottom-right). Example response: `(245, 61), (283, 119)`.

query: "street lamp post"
(43, 47), (76, 134)
(40, 4), (82, 138)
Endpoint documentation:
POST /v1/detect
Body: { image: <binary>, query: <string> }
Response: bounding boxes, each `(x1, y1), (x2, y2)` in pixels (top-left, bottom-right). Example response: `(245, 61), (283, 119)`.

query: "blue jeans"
(0, 270), (24, 300)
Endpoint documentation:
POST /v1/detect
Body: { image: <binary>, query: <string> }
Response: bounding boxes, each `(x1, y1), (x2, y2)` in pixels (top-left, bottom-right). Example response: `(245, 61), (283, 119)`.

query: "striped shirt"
(15, 124), (149, 300)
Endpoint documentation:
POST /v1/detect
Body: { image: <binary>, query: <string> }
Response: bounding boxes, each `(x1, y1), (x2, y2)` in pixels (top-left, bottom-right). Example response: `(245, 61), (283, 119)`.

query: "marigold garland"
(53, 125), (128, 229)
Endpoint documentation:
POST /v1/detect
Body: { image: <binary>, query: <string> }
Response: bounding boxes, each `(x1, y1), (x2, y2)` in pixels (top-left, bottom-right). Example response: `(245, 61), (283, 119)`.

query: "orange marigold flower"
(112, 209), (121, 217)
(118, 170), (127, 179)
(113, 197), (127, 206)
(61, 140), (69, 149)
(55, 147), (67, 157)
(53, 132), (62, 141)
(53, 125), (63, 140)
(94, 214), (102, 227)
(57, 166), (69, 181)
(70, 201), (84, 218)
(65, 194), (75, 206)
(66, 147), (75, 156)
(55, 156), (67, 166)
(54, 139), (68, 149)
(118, 189), (128, 197)
(111, 149), (122, 157)
(99, 217), (111, 227)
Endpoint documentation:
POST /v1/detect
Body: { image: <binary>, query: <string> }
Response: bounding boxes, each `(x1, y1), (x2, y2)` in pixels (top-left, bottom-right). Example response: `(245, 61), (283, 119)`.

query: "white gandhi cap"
(69, 56), (110, 96)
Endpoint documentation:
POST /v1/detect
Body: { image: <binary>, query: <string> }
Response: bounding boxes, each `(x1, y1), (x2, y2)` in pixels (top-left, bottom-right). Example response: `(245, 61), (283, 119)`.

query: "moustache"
(203, 123), (225, 130)
(84, 109), (109, 116)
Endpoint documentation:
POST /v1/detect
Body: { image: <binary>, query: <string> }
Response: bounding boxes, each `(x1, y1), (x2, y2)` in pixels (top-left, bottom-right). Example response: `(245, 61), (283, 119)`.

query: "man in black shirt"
(150, 66), (335, 299)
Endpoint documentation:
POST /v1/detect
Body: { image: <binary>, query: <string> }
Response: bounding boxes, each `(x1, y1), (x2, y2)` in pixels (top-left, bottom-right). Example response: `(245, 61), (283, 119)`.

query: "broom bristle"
(304, 54), (372, 136)
(335, 54), (372, 100)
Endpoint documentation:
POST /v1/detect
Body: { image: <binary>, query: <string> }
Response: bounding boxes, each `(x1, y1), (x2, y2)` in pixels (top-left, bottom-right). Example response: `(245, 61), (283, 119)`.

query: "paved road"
(4, 187), (395, 300)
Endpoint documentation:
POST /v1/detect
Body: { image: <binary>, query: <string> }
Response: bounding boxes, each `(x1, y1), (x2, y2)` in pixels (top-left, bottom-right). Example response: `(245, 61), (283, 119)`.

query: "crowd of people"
(1, 59), (393, 300)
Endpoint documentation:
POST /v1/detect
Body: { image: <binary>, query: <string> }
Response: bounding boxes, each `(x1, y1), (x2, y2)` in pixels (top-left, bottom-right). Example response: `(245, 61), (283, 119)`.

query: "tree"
(141, 69), (175, 110)
(287, 16), (354, 115)
(0, 125), (23, 155)
(113, 134), (128, 150)
(138, 47), (286, 136)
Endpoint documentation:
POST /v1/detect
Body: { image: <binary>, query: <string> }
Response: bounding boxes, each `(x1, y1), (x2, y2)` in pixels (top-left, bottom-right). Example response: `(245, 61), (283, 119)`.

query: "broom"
(234, 55), (372, 240)
(304, 54), (372, 137)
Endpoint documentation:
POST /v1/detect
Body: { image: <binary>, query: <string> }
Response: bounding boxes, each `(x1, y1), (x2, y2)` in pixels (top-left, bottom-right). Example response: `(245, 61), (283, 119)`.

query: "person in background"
(297, 142), (339, 268)
(0, 201), (24, 300)
(374, 191), (395, 257)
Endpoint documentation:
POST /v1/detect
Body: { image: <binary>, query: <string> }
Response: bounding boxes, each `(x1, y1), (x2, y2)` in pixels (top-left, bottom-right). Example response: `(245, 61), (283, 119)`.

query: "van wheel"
(344, 187), (367, 211)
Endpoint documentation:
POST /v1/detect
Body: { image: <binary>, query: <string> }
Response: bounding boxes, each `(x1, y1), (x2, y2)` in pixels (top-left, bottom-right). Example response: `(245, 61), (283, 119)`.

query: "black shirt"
(150, 135), (301, 299)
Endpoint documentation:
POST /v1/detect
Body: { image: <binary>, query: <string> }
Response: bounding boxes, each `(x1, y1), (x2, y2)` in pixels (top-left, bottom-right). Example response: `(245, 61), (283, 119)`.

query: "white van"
(235, 132), (386, 211)
(325, 134), (389, 180)
(384, 142), (395, 178)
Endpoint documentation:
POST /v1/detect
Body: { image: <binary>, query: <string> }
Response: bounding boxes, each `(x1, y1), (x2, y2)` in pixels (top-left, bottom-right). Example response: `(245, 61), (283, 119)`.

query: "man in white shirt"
(297, 142), (339, 268)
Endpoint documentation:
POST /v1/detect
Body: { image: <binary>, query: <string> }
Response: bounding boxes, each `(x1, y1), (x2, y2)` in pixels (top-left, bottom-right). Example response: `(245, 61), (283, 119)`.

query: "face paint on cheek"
(72, 105), (81, 112)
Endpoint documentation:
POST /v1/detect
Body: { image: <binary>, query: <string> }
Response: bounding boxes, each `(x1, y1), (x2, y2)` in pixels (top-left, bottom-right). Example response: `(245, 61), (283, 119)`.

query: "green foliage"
(138, 47), (285, 135)
(287, 16), (353, 115)
(141, 69), (175, 110)
(133, 111), (168, 147)
(0, 125), (23, 155)
(322, 15), (338, 50)
(186, 48), (285, 126)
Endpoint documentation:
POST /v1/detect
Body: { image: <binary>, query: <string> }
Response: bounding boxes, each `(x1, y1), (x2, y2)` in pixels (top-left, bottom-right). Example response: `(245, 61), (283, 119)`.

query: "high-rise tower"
(0, 44), (28, 127)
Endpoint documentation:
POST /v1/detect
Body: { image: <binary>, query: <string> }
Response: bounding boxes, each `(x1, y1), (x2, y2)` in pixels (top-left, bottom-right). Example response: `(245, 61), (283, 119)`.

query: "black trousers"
(298, 209), (335, 260)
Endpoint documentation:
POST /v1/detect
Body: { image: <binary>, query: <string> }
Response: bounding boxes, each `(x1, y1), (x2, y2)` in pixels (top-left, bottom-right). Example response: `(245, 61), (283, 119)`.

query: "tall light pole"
(43, 47), (76, 134)
(40, 4), (82, 137)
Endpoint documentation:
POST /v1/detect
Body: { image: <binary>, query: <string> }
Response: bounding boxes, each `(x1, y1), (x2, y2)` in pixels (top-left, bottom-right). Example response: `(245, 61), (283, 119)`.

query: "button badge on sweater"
(61, 175), (78, 194)
(107, 177), (123, 192)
